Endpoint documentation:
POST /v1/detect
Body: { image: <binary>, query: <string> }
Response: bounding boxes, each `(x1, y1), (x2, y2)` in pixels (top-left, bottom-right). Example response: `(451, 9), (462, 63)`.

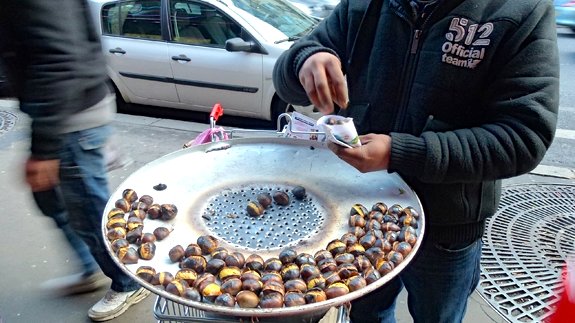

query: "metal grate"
(0, 111), (17, 138)
(200, 184), (325, 250)
(478, 184), (575, 322)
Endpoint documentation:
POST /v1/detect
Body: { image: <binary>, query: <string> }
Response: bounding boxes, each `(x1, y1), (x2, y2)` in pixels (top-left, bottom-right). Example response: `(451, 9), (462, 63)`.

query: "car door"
(167, 0), (264, 117)
(100, 0), (179, 104)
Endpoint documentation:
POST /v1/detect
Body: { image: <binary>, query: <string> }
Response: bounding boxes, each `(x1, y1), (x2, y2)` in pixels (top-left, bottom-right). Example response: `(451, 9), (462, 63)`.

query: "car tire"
(271, 96), (293, 131)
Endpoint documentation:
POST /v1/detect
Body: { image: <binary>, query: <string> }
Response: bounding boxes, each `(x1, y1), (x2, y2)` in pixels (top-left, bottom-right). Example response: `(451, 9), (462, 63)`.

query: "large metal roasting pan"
(102, 137), (425, 318)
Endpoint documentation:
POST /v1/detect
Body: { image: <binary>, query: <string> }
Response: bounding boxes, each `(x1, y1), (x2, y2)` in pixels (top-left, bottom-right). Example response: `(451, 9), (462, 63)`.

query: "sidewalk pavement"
(0, 99), (572, 323)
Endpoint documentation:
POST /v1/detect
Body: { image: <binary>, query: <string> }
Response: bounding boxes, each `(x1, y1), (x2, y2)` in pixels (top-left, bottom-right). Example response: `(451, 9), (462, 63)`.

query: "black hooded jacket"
(273, 0), (559, 243)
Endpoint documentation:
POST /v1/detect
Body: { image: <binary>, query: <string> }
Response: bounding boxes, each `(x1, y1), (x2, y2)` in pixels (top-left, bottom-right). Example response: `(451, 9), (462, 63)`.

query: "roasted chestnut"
(246, 201), (265, 217)
(401, 206), (420, 219)
(201, 282), (222, 302)
(160, 203), (178, 221)
(371, 202), (388, 215)
(182, 287), (201, 301)
(106, 218), (126, 229)
(384, 231), (399, 243)
(219, 266), (241, 282)
(136, 266), (156, 282)
(272, 191), (290, 206)
(166, 279), (189, 296)
(359, 231), (377, 249)
(295, 253), (316, 267)
(224, 252), (245, 268)
(300, 263), (321, 282)
(346, 275), (367, 292)
(284, 291), (306, 307)
(327, 239), (347, 256)
(349, 214), (366, 227)
(353, 255), (372, 272)
(322, 271), (342, 286)
(337, 263), (359, 279)
(367, 210), (384, 223)
(197, 235), (218, 255)
(126, 217), (143, 231)
(387, 204), (403, 217)
(193, 272), (216, 291)
(153, 226), (172, 241)
(280, 263), (300, 281)
(211, 247), (229, 261)
(206, 258), (226, 275)
(175, 268), (198, 285)
(349, 203), (368, 218)
(114, 198), (132, 213)
(334, 253), (355, 266)
(138, 194), (154, 206)
(261, 271), (283, 285)
(107, 208), (125, 220)
(236, 290), (259, 308)
(278, 248), (298, 264)
(111, 238), (130, 253)
(291, 186), (306, 200)
(393, 241), (413, 258)
(107, 227), (126, 241)
(376, 258), (395, 276)
(220, 277), (242, 296)
(128, 209), (146, 220)
(151, 271), (174, 287)
(346, 243), (366, 257)
(365, 219), (382, 231)
(138, 242), (156, 260)
(242, 279), (263, 294)
(146, 204), (162, 220)
(364, 266), (381, 285)
(214, 293), (236, 307)
(399, 214), (418, 229)
(306, 276), (326, 290)
(325, 282), (349, 299)
(126, 226), (143, 244)
(169, 245), (186, 263)
(180, 255), (207, 274)
(131, 201), (149, 213)
(240, 270), (261, 282)
(122, 188), (138, 203)
(318, 257), (338, 274)
(365, 247), (386, 266)
(140, 232), (156, 244)
(245, 254), (264, 271)
(184, 243), (203, 258)
(304, 288), (327, 304)
(264, 258), (283, 272)
(314, 249), (333, 263)
(349, 226), (366, 238)
(259, 291), (284, 308)
(387, 250), (404, 266)
(340, 232), (358, 246)
(262, 280), (285, 296)
(284, 278), (307, 293)
(257, 192), (273, 209)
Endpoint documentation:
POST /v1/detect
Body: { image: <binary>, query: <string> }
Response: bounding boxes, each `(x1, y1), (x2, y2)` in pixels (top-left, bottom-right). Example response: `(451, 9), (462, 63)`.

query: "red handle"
(210, 103), (224, 121)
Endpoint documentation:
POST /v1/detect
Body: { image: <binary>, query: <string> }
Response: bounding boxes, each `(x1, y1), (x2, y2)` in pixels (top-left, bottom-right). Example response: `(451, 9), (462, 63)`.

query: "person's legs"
(349, 275), (403, 323)
(58, 125), (140, 292)
(402, 238), (482, 323)
(33, 188), (99, 275)
(58, 123), (149, 321)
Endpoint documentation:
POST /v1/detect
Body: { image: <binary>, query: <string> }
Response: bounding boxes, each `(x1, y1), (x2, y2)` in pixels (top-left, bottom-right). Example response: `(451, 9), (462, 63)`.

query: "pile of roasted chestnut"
(105, 188), (420, 309)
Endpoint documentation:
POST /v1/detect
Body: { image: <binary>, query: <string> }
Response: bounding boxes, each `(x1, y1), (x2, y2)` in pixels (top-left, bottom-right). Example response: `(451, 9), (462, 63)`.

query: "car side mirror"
(225, 37), (253, 52)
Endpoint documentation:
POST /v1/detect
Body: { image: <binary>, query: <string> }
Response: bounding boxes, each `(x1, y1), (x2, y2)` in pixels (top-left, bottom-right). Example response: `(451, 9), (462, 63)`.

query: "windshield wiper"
(274, 36), (300, 44)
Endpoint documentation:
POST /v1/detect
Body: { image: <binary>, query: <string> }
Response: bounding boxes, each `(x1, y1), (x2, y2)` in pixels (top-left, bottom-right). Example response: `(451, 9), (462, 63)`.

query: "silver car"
(88, 0), (318, 122)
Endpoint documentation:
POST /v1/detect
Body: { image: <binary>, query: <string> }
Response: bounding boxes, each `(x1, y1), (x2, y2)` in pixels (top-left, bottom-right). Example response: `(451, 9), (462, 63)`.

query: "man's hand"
(328, 134), (392, 173)
(298, 52), (348, 114)
(25, 158), (60, 192)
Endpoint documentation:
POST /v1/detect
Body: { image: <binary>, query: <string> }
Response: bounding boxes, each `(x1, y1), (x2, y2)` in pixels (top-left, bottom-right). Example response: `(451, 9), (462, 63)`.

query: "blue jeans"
(350, 238), (482, 323)
(33, 188), (99, 275)
(57, 125), (140, 292)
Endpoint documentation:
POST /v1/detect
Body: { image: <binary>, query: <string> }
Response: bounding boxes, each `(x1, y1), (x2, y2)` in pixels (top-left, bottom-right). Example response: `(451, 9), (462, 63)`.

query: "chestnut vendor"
(272, 0), (559, 321)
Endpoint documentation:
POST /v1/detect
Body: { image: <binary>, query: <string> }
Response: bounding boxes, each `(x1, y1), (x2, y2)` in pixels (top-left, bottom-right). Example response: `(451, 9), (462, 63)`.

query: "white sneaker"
(88, 287), (151, 322)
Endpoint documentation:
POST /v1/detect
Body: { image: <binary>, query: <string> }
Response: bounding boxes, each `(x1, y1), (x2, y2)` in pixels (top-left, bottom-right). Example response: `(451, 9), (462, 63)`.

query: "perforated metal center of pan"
(200, 184), (326, 250)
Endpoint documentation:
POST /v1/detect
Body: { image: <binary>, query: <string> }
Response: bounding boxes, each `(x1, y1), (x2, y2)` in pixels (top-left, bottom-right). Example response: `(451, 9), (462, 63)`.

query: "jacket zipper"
(394, 3), (442, 131)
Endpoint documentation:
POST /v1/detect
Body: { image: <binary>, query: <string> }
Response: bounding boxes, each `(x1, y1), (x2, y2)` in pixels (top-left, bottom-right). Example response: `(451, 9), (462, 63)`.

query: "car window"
(169, 0), (241, 47)
(102, 0), (162, 40)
